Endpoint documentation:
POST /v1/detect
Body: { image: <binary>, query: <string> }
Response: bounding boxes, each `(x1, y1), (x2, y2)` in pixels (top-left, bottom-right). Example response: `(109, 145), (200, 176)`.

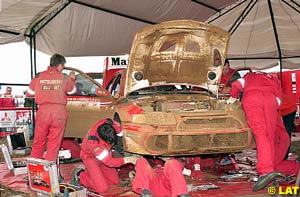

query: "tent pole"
(229, 55), (300, 60)
(71, 0), (155, 25)
(229, 0), (257, 34)
(0, 29), (20, 35)
(33, 33), (37, 77)
(283, 0), (300, 14)
(32, 1), (71, 35)
(267, 0), (283, 80)
(191, 0), (220, 12)
(207, 0), (248, 23)
(29, 32), (33, 80)
(29, 30), (36, 139)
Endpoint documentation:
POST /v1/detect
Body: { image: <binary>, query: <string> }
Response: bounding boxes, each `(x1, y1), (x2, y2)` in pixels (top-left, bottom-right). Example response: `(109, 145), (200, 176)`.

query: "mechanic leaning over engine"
(26, 53), (76, 162)
(70, 118), (139, 194)
(227, 71), (300, 191)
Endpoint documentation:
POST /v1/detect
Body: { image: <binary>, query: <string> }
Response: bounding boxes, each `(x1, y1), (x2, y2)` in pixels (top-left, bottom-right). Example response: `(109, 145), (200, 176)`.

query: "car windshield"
(128, 84), (211, 97)
(62, 68), (101, 96)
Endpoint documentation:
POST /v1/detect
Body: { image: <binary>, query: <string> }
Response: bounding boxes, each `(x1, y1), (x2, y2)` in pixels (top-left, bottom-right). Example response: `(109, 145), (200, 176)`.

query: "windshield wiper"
(129, 90), (160, 96)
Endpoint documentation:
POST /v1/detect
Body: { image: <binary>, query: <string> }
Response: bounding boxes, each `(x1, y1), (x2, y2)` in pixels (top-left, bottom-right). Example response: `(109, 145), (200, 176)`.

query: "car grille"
(179, 116), (243, 129)
(146, 130), (250, 155)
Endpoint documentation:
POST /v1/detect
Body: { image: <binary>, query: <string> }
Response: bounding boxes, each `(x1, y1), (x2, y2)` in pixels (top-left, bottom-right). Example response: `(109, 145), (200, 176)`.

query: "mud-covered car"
(105, 20), (255, 156)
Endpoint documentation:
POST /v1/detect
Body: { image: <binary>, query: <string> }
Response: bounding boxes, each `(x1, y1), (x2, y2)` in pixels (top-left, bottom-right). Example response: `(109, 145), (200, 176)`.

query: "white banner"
(104, 55), (129, 70)
(0, 109), (31, 128)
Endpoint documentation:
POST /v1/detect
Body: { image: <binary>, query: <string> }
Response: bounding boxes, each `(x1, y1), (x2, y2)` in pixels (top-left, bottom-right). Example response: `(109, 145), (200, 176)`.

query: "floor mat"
(0, 158), (271, 197)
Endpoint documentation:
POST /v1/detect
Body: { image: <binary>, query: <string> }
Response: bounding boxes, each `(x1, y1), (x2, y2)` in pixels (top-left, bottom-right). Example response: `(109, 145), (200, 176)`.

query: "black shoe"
(252, 171), (283, 191)
(140, 189), (152, 197)
(70, 168), (84, 186)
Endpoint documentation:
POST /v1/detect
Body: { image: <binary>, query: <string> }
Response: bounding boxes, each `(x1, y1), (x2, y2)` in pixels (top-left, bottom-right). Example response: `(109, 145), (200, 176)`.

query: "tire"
(113, 114), (124, 157)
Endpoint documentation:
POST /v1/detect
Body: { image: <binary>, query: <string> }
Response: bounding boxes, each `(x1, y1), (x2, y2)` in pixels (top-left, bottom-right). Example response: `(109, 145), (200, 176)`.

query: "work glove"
(226, 96), (237, 104)
(124, 156), (139, 165)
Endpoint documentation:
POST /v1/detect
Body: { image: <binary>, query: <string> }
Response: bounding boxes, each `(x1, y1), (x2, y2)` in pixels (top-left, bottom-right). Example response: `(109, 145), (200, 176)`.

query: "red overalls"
(132, 158), (189, 197)
(79, 119), (124, 194)
(26, 67), (75, 161)
(230, 72), (299, 176)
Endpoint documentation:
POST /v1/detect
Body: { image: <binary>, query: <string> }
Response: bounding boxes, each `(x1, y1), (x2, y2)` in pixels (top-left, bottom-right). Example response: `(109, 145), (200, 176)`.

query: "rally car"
(62, 20), (254, 156)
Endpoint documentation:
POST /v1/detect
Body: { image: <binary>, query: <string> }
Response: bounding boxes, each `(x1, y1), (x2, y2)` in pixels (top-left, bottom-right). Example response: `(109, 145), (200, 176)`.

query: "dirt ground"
(0, 139), (300, 197)
(0, 185), (29, 197)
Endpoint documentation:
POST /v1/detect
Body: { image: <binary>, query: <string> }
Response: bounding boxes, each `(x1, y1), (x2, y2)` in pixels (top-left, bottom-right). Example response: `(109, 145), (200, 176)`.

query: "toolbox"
(26, 157), (60, 195)
(0, 144), (27, 175)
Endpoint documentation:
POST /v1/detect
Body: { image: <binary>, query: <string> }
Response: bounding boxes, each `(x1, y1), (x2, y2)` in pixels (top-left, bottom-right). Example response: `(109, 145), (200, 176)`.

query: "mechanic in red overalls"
(26, 54), (76, 161)
(131, 157), (190, 197)
(220, 59), (235, 86)
(70, 118), (138, 194)
(228, 72), (300, 191)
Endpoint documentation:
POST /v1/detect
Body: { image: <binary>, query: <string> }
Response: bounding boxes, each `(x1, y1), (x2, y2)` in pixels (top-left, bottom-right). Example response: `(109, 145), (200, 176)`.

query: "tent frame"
(206, 0), (300, 77)
(26, 0), (234, 78)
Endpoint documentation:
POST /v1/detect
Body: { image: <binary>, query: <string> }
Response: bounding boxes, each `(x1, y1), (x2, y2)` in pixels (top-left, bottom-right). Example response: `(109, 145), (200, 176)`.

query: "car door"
(62, 67), (116, 138)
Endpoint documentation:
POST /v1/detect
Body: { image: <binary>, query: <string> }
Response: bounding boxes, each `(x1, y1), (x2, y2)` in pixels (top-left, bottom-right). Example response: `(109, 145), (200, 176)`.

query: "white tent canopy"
(207, 0), (300, 69)
(0, 0), (300, 70)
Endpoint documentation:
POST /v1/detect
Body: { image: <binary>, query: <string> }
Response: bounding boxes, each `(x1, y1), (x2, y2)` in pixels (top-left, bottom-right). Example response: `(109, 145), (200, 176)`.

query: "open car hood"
(124, 20), (230, 96)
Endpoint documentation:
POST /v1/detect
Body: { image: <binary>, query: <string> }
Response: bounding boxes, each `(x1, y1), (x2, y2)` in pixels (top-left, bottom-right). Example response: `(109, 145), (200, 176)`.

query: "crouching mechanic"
(131, 157), (190, 197)
(70, 118), (138, 194)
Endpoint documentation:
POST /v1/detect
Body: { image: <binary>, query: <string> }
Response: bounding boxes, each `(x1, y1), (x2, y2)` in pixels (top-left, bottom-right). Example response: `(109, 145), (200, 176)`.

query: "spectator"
(0, 87), (16, 107)
(220, 59), (240, 88)
(26, 53), (76, 162)
(74, 82), (85, 95)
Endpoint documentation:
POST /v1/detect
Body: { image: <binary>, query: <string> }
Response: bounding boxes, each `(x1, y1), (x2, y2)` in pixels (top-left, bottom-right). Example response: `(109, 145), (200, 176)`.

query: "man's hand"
(226, 96), (237, 104)
(124, 156), (139, 165)
(69, 71), (76, 80)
